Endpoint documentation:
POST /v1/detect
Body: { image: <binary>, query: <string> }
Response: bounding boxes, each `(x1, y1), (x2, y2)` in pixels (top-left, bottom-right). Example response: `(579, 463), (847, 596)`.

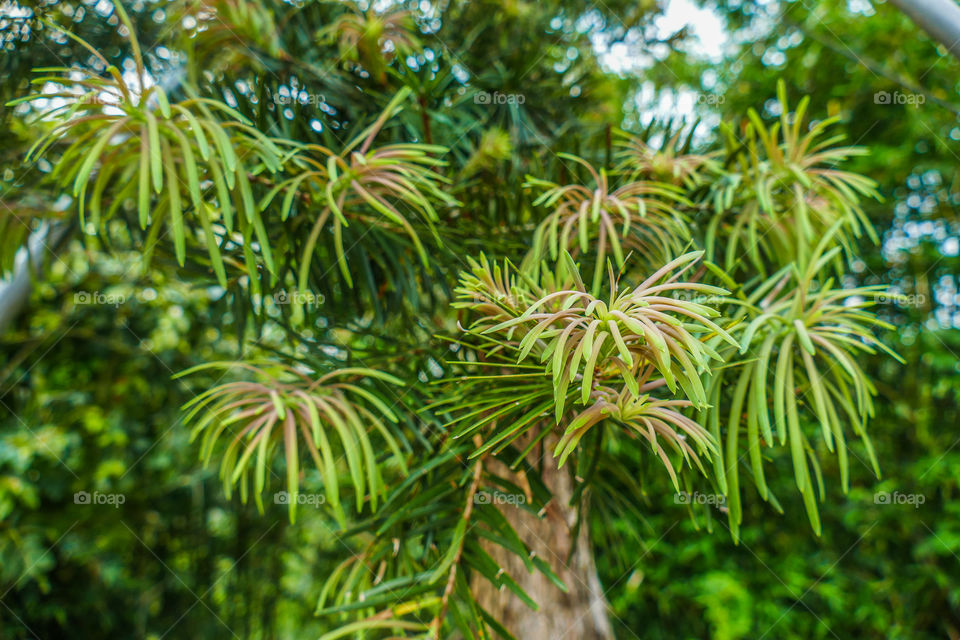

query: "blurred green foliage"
(1, 0), (958, 638)
(0, 247), (350, 638)
(599, 1), (960, 637)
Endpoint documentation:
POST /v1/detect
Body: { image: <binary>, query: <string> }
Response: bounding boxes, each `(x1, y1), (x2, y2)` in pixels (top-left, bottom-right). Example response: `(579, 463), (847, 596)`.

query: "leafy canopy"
(4, 0), (900, 637)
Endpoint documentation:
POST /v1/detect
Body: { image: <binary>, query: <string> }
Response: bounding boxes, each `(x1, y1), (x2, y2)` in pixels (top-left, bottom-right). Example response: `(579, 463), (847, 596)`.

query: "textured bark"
(473, 433), (614, 640)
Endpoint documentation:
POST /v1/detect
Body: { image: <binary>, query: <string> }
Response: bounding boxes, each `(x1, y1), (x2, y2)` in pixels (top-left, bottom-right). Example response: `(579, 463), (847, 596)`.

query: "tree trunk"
(472, 433), (614, 639)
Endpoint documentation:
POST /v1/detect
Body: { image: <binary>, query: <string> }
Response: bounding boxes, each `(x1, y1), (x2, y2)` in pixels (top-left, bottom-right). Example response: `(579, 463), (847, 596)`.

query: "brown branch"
(431, 437), (484, 638)
(419, 94), (433, 145)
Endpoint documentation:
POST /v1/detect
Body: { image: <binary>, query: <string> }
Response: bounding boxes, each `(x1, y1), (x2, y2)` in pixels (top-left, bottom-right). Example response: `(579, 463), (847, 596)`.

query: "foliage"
(1, 0), (954, 638)
(181, 360), (410, 523)
(523, 154), (692, 283)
